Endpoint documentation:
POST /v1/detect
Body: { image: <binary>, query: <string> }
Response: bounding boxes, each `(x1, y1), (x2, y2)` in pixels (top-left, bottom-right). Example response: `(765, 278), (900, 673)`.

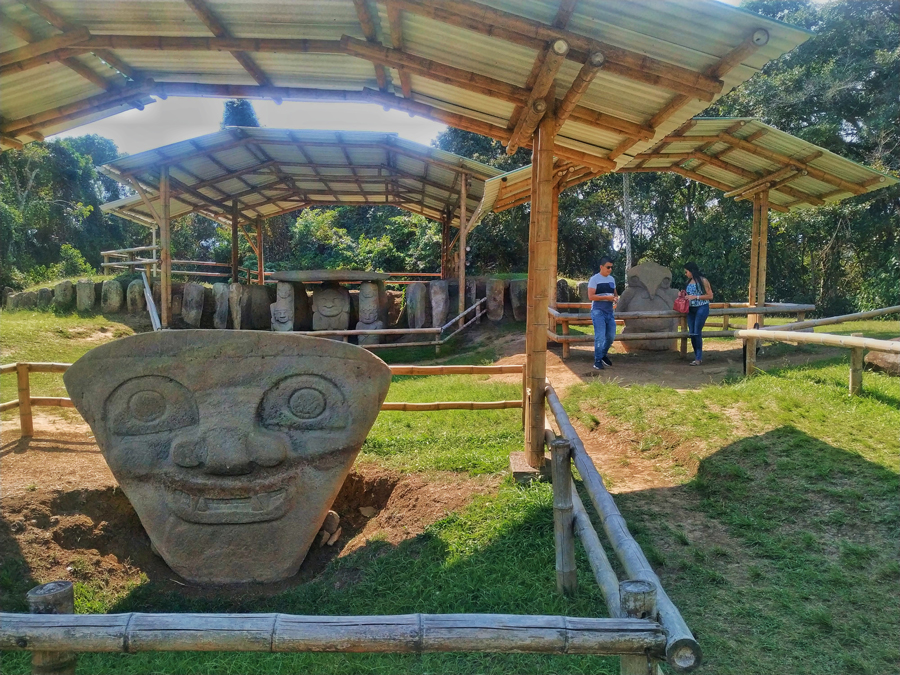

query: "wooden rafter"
(554, 51), (605, 133)
(286, 130), (342, 203)
(182, 0), (277, 99)
(0, 27), (90, 68)
(381, 0), (722, 100)
(385, 1), (413, 97)
(335, 131), (369, 204)
(352, 0), (389, 90)
(505, 40), (568, 154)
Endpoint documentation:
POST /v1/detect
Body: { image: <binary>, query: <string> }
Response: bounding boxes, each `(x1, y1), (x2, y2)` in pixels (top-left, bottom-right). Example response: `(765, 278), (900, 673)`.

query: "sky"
(51, 98), (449, 155)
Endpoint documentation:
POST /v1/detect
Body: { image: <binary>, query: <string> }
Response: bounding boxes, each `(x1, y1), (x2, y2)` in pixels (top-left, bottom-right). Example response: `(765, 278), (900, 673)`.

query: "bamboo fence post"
(16, 363), (33, 437)
(256, 217), (264, 285)
(747, 192), (760, 329)
(679, 315), (688, 358)
(550, 437), (577, 595)
(619, 580), (661, 675)
(26, 581), (76, 675)
(756, 190), (769, 328)
(151, 227), (157, 276)
(849, 333), (863, 397)
(159, 166), (172, 328)
(549, 183), (559, 333)
(231, 201), (239, 283)
(524, 112), (557, 467)
(458, 174), (468, 329)
(721, 312), (730, 331)
(562, 320), (570, 359)
(744, 336), (757, 376)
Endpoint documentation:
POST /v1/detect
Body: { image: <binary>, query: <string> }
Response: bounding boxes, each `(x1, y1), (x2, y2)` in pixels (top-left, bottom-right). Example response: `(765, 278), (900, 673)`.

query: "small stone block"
(509, 451), (552, 484)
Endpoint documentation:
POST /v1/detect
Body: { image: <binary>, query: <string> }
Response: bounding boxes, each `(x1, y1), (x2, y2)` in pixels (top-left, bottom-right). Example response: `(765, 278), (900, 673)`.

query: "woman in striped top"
(683, 262), (713, 366)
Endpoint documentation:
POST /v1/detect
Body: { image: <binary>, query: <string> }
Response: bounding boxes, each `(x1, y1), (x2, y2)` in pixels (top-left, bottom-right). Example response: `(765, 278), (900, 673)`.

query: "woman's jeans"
(591, 309), (616, 366)
(687, 303), (710, 360)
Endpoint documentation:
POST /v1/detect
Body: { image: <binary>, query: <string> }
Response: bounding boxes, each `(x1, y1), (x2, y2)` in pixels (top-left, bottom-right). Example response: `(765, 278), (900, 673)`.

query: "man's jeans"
(591, 309), (616, 366)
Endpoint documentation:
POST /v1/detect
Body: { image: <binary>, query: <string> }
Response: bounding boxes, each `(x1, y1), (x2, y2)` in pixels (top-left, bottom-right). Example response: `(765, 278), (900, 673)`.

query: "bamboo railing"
(549, 302), (815, 359)
(1, 358), (523, 437)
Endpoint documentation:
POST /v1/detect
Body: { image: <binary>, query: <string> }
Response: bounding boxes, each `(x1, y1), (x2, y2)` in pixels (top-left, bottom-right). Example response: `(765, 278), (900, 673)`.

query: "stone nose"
(172, 426), (289, 475)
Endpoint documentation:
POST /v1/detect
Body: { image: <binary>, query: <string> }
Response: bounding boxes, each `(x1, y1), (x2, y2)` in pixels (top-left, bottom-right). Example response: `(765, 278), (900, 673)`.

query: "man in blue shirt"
(588, 257), (618, 370)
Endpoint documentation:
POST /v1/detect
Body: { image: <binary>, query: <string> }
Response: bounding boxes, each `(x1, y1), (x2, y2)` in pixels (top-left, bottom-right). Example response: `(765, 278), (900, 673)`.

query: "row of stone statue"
(3, 279), (128, 313)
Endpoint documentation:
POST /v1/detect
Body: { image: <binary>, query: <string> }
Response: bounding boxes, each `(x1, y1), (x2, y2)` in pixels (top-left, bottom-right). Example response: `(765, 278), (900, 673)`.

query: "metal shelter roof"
(98, 127), (501, 228)
(1, 0), (810, 170)
(478, 117), (898, 215)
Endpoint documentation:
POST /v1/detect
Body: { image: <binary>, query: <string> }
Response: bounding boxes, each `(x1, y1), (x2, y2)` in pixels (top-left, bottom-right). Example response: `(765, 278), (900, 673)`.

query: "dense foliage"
(0, 1), (895, 315)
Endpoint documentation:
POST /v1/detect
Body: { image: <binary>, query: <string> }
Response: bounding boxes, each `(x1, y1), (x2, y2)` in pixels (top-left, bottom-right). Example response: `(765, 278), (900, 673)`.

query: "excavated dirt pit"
(1, 420), (498, 603)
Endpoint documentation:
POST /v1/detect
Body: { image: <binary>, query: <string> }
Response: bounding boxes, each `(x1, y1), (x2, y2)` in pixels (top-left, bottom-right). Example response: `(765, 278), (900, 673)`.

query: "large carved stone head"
(64, 331), (391, 584)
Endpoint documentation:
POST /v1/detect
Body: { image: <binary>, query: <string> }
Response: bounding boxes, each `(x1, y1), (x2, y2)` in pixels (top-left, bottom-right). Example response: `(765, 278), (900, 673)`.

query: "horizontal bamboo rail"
(758, 305), (900, 332)
(545, 383), (702, 671)
(381, 400), (522, 411)
(0, 612), (667, 656)
(100, 245), (160, 256)
(737, 329), (900, 353)
(548, 304), (814, 321)
(549, 329), (736, 342)
(389, 365), (523, 375)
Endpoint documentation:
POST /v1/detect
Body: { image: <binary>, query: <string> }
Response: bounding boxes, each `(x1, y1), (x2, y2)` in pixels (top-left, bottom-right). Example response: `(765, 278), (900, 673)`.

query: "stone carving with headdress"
(615, 261), (680, 351)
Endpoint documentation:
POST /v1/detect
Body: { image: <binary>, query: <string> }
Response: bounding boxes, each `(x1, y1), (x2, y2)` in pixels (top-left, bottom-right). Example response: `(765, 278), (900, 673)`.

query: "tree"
(221, 99), (260, 128)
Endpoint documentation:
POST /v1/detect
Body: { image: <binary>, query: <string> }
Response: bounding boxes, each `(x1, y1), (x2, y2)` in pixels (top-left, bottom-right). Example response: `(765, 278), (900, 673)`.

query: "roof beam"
(385, 1), (412, 97)
(505, 39), (568, 155)
(0, 26), (90, 68)
(352, 0), (389, 90)
(183, 0), (278, 99)
(65, 35), (344, 54)
(381, 0), (723, 100)
(553, 51), (605, 133)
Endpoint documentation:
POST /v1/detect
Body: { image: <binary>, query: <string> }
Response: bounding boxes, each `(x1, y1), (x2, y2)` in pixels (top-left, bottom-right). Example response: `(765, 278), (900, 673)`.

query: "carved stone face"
(358, 282), (380, 324)
(64, 331), (391, 584)
(313, 287), (346, 318)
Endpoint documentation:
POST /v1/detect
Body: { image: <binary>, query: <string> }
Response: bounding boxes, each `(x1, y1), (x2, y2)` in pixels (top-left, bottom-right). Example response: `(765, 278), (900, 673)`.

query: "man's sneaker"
(592, 363), (605, 370)
(601, 356), (613, 367)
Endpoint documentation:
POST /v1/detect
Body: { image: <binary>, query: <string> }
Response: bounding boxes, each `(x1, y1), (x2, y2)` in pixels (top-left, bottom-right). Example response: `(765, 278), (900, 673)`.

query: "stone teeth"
(196, 497), (208, 512)
(251, 495), (264, 512)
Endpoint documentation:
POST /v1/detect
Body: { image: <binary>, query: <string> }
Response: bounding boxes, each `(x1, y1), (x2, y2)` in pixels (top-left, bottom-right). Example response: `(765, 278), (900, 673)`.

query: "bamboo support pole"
(26, 582), (76, 675)
(256, 217), (265, 285)
(160, 166), (172, 328)
(550, 438), (577, 595)
(16, 363), (33, 437)
(231, 201), (239, 282)
(549, 183), (560, 332)
(561, 321), (570, 358)
(458, 174), (467, 329)
(744, 336), (758, 376)
(142, 270), (161, 331)
(554, 52), (605, 133)
(545, 384), (702, 671)
(620, 580), (662, 675)
(747, 193), (760, 329)
(761, 306), (900, 331)
(524, 112), (557, 468)
(736, 330), (900, 353)
(756, 190), (769, 327)
(571, 483), (621, 616)
(380, 400), (522, 411)
(849, 332), (864, 397)
(0, 612), (667, 656)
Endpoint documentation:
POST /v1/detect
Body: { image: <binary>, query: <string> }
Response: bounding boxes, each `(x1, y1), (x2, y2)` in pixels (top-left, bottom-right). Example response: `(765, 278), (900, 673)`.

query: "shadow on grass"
(765, 355), (900, 408)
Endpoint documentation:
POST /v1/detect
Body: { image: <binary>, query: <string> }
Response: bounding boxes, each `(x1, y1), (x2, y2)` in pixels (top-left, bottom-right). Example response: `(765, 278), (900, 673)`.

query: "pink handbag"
(673, 290), (689, 314)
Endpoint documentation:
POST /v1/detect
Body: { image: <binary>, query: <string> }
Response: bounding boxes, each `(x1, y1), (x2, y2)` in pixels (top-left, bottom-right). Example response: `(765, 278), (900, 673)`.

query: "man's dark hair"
(598, 256), (614, 269)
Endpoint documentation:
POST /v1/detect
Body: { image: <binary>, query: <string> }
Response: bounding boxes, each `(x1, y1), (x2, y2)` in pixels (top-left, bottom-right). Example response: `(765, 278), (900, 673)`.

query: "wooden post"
(440, 215), (451, 280)
(159, 166), (172, 328)
(562, 320), (570, 359)
(16, 363), (32, 437)
(458, 174), (468, 329)
(849, 333), (864, 397)
(151, 226), (158, 277)
(524, 112), (557, 467)
(102, 254), (109, 274)
(549, 184), (560, 332)
(679, 315), (688, 358)
(231, 200), (239, 283)
(755, 190), (769, 328)
(747, 193), (760, 330)
(256, 217), (264, 285)
(744, 337), (757, 376)
(550, 438), (577, 595)
(620, 579), (661, 675)
(26, 581), (76, 675)
(721, 313), (730, 331)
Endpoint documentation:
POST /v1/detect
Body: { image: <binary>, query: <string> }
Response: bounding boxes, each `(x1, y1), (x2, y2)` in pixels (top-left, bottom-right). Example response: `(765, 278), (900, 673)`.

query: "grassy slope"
(2, 312), (898, 674)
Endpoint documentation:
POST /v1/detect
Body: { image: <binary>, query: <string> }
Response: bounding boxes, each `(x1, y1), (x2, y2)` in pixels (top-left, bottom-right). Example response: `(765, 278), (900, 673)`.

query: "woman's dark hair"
(683, 262), (705, 288)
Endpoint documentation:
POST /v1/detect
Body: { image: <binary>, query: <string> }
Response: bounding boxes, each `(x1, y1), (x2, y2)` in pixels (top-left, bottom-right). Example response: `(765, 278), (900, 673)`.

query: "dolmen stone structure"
(616, 261), (680, 351)
(64, 331), (392, 585)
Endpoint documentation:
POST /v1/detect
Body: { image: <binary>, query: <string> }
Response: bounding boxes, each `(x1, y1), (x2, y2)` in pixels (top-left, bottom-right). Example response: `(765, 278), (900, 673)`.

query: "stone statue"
(312, 283), (350, 332)
(616, 261), (680, 351)
(429, 280), (449, 328)
(270, 282), (294, 332)
(356, 281), (384, 345)
(63, 332), (392, 585)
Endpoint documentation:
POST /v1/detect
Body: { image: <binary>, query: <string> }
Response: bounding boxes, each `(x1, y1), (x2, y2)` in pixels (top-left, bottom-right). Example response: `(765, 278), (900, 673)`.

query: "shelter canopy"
(99, 128), (501, 228)
(480, 117), (898, 215)
(1, 0), (809, 169)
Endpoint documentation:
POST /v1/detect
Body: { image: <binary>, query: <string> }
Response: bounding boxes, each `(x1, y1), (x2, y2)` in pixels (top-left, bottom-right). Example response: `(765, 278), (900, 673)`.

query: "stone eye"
(106, 376), (198, 436)
(260, 375), (347, 430)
